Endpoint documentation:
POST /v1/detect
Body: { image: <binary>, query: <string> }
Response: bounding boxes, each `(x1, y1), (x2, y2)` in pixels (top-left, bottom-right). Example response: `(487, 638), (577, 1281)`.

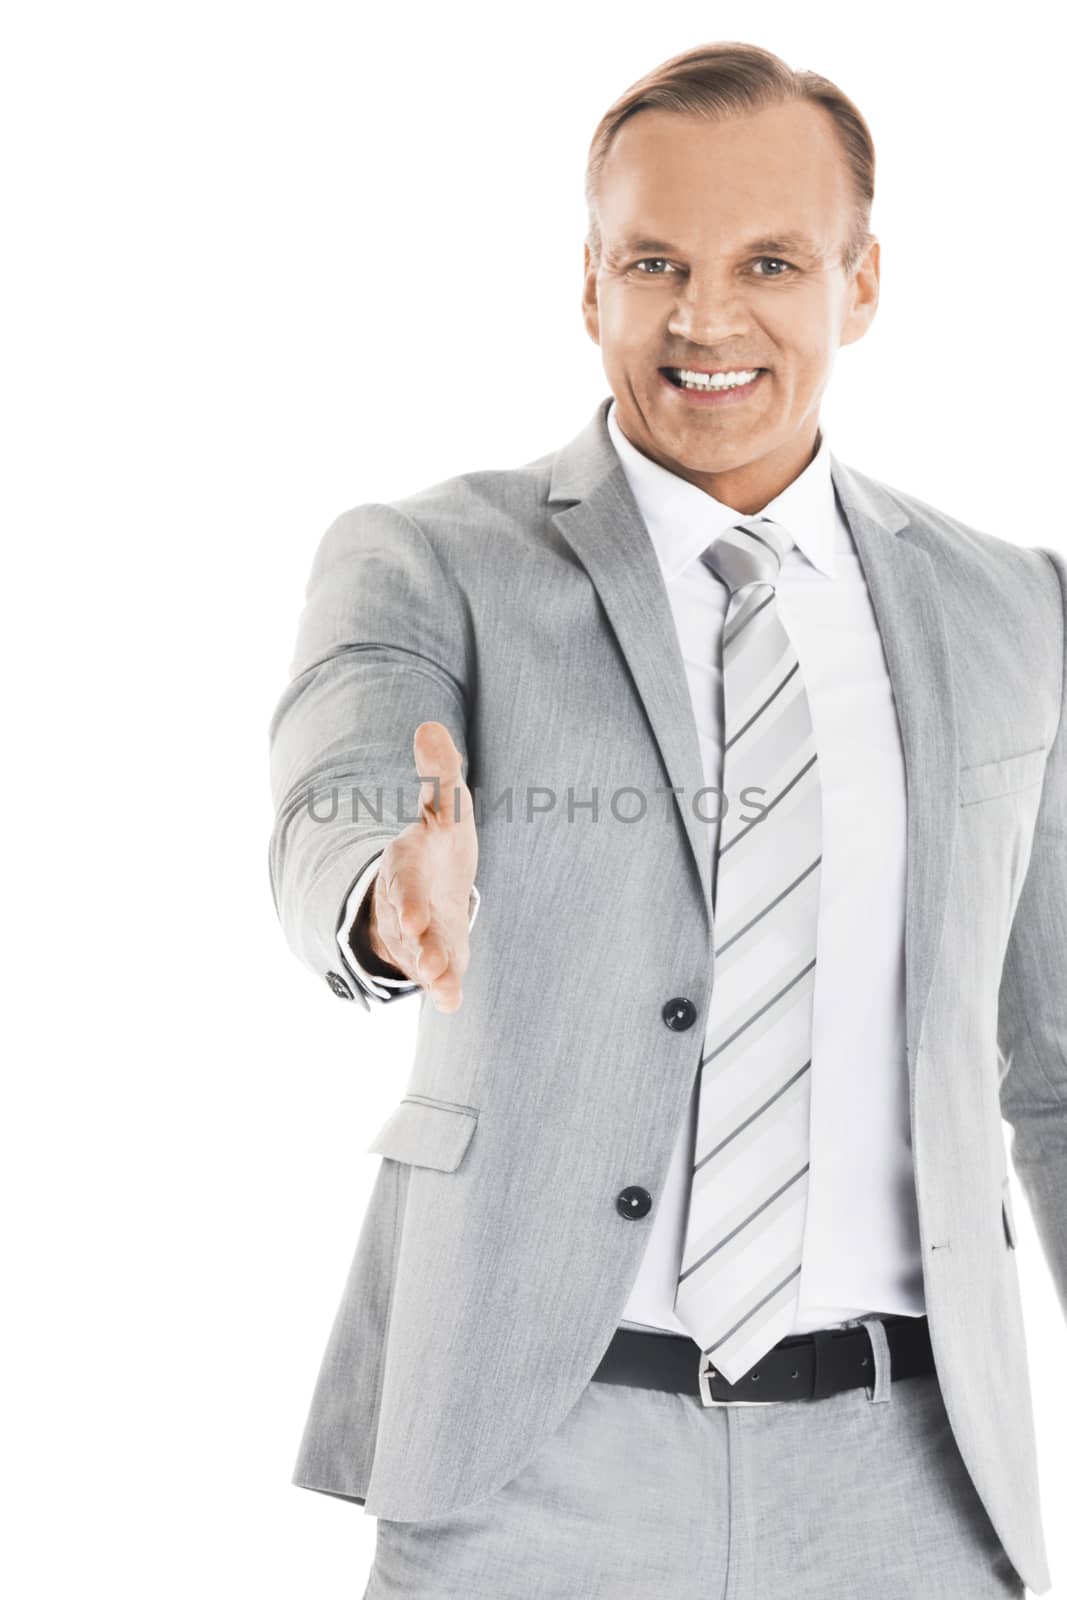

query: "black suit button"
(326, 970), (354, 999)
(616, 1186), (652, 1219)
(662, 996), (697, 1031)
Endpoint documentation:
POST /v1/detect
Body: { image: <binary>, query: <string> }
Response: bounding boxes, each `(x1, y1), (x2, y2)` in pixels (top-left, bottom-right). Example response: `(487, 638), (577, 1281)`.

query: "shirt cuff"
(337, 849), (481, 1002)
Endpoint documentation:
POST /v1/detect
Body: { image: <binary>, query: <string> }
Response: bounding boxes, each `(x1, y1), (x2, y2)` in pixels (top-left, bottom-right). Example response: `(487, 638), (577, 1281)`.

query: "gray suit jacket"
(267, 397), (1067, 1595)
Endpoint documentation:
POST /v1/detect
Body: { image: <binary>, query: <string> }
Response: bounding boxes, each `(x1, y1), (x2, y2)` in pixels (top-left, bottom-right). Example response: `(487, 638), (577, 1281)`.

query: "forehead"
(597, 102), (851, 254)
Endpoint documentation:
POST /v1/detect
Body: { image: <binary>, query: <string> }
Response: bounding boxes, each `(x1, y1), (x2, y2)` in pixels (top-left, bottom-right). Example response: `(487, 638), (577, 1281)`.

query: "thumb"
(413, 720), (465, 824)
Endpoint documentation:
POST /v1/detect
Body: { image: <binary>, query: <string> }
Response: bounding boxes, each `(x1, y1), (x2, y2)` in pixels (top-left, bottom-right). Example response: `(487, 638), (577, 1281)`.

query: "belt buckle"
(698, 1353), (780, 1408)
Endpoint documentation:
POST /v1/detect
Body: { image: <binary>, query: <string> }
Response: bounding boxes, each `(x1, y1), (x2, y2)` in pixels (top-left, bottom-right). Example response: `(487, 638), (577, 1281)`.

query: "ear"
(839, 236), (880, 350)
(582, 241), (601, 347)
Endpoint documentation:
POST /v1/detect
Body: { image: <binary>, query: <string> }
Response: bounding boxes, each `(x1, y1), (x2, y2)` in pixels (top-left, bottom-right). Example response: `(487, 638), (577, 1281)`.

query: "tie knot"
(700, 516), (794, 595)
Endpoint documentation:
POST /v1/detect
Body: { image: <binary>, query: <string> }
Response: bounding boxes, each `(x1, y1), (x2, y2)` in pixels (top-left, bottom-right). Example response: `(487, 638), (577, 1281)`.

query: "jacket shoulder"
(846, 463), (1060, 595)
(383, 446), (555, 541)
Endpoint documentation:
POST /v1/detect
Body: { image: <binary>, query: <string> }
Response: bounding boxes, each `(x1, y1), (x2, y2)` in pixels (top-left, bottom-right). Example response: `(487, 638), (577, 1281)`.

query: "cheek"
(603, 290), (660, 350)
(776, 293), (838, 360)
(761, 287), (826, 336)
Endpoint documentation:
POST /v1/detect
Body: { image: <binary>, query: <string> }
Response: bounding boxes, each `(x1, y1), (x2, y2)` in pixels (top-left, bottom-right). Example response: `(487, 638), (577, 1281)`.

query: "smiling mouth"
(661, 366), (767, 391)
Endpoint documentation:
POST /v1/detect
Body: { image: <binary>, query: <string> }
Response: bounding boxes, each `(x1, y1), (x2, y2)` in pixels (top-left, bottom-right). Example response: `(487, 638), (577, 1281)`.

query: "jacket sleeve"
(997, 545), (1067, 1322)
(267, 500), (473, 1009)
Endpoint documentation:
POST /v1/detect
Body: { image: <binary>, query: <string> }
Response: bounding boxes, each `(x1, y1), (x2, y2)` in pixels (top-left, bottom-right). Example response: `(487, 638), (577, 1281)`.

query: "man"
(268, 40), (1065, 1598)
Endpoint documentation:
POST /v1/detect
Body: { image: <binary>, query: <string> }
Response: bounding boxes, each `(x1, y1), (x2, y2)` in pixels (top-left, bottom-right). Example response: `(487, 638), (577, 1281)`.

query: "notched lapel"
(550, 472), (713, 925)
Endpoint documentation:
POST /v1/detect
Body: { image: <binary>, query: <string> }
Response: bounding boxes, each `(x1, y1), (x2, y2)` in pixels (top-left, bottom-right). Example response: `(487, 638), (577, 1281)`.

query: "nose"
(667, 273), (752, 350)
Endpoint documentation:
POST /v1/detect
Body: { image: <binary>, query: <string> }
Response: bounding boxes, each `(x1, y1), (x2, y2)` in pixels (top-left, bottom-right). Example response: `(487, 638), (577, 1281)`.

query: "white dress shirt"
(338, 399), (926, 1338)
(606, 398), (925, 1336)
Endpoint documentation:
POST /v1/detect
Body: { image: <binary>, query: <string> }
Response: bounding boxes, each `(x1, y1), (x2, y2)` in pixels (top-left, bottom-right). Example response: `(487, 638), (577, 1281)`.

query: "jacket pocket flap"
(1002, 1174), (1018, 1249)
(958, 746), (1047, 806)
(366, 1095), (479, 1172)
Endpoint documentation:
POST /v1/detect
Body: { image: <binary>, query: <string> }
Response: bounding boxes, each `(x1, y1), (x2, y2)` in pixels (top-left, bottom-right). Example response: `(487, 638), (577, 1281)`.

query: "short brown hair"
(585, 41), (876, 276)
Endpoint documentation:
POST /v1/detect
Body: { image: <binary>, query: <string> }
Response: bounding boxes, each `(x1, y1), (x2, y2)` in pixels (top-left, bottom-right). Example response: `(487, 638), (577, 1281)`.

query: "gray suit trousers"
(361, 1316), (1024, 1599)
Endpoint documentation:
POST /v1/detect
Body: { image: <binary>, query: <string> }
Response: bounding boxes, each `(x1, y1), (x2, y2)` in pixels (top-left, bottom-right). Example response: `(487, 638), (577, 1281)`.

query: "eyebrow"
(609, 232), (824, 260)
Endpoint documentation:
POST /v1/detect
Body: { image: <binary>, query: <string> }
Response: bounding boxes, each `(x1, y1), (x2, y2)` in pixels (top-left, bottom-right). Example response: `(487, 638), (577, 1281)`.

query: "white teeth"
(671, 367), (761, 391)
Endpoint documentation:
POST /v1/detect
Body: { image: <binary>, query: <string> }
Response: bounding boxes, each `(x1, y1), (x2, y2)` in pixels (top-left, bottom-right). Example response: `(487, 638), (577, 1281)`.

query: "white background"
(4, 2), (1064, 1594)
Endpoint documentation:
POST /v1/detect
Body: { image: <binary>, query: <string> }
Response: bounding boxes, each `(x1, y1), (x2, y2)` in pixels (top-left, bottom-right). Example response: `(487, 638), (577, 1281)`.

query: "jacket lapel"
(548, 399), (959, 1066)
(550, 412), (714, 929)
(829, 456), (960, 1067)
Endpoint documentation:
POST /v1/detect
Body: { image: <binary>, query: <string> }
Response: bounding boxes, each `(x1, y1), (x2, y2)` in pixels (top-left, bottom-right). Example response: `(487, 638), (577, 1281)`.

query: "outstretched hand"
(366, 721), (479, 1012)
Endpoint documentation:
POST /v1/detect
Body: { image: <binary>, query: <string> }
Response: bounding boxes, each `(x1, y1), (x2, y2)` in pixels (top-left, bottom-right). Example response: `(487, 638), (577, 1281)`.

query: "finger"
(378, 893), (462, 1010)
(380, 857), (459, 995)
(417, 902), (471, 1012)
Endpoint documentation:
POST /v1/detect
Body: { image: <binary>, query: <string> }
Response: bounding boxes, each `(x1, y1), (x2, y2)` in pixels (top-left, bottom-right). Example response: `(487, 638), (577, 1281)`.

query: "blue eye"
(630, 256), (797, 277)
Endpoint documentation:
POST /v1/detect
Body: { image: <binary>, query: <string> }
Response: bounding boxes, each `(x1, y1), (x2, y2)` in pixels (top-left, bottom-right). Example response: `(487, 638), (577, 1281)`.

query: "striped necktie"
(672, 515), (822, 1385)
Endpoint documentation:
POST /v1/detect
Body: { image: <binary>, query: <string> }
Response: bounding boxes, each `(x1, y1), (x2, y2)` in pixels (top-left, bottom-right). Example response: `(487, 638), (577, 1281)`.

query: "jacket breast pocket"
(958, 746), (1047, 807)
(365, 1093), (479, 1172)
(1002, 1174), (1019, 1250)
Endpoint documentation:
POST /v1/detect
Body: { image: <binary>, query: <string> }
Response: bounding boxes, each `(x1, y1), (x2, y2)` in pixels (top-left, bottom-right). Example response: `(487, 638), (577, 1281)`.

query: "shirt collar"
(605, 397), (839, 584)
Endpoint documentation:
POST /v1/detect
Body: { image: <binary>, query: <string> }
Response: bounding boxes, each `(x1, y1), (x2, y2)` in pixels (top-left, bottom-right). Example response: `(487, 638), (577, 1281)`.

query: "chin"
(650, 412), (754, 451)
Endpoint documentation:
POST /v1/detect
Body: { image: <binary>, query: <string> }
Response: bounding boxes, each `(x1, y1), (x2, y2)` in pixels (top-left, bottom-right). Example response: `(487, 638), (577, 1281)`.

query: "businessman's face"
(582, 101), (879, 513)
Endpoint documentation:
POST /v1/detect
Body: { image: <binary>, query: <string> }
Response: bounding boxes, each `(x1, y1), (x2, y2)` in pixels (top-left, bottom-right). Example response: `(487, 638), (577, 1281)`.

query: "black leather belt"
(592, 1314), (933, 1407)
